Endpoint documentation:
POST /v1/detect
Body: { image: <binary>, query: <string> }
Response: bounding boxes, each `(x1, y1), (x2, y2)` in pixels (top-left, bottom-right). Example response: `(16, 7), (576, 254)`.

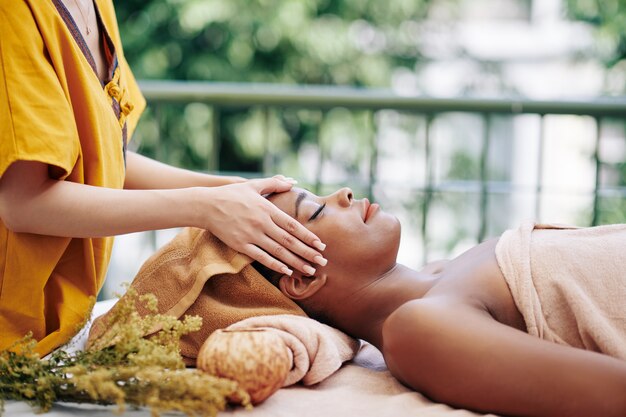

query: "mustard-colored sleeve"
(0, 2), (79, 180)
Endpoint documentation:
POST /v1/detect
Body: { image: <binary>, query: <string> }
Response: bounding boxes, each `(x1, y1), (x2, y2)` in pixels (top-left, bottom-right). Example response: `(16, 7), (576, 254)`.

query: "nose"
(335, 187), (353, 208)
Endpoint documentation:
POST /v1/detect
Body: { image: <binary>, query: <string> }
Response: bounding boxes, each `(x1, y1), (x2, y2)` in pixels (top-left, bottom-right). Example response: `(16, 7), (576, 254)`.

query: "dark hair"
(252, 261), (282, 288)
(251, 261), (332, 324)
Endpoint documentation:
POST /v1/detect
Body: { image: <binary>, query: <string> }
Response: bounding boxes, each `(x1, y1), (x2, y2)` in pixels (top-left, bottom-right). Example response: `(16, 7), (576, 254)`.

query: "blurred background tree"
(565, 0), (626, 67)
(114, 0), (625, 177)
(114, 0), (434, 85)
(114, 0), (439, 174)
(564, 0), (626, 223)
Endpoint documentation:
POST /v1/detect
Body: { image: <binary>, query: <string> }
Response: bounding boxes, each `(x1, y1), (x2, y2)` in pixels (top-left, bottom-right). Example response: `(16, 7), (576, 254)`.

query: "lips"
(363, 199), (379, 222)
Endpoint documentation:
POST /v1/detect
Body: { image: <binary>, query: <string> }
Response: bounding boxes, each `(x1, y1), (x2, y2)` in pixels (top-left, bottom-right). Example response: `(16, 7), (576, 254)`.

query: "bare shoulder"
(380, 298), (626, 417)
(381, 297), (487, 393)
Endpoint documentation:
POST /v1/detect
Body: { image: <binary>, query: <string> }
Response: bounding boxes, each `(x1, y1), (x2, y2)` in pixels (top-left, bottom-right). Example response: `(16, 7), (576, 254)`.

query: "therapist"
(0, 0), (326, 356)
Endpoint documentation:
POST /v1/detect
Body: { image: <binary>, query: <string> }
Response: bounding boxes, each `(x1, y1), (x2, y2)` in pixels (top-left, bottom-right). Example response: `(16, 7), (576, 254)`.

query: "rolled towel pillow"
(197, 328), (292, 404)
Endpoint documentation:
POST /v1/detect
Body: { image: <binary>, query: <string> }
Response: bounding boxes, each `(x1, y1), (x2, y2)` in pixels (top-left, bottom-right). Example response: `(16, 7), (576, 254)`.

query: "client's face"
(269, 187), (401, 279)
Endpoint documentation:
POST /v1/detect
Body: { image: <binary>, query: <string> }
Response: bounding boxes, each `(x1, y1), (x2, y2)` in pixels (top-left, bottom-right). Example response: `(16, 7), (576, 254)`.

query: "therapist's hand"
(199, 176), (326, 276)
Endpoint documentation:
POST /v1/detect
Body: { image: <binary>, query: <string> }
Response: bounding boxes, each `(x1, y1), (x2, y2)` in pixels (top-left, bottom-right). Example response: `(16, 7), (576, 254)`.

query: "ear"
(278, 271), (327, 300)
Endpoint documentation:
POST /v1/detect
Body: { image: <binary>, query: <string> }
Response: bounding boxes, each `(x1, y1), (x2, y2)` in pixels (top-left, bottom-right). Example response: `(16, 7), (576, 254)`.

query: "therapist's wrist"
(185, 186), (214, 229)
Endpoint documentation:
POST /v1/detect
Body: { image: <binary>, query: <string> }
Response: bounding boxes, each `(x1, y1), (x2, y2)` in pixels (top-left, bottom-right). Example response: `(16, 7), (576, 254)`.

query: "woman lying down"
(258, 187), (626, 417)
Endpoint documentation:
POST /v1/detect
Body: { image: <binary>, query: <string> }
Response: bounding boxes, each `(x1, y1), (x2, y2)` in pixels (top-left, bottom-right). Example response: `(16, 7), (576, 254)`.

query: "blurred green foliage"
(115, 0), (624, 180)
(598, 159), (626, 224)
(114, 0), (441, 177)
(114, 0), (434, 85)
(565, 0), (626, 66)
(566, 0), (626, 223)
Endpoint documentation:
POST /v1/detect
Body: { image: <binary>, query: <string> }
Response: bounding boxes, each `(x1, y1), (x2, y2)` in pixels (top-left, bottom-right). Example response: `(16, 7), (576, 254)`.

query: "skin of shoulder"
(381, 298), (626, 417)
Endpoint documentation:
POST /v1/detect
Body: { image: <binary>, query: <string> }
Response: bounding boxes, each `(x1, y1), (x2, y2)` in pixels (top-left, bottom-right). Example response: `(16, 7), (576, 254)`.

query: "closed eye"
(308, 203), (326, 221)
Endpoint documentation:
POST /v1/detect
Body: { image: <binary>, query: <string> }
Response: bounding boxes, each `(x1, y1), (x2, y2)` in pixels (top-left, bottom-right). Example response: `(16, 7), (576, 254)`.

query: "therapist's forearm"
(0, 161), (206, 237)
(3, 177), (206, 238)
(124, 151), (244, 190)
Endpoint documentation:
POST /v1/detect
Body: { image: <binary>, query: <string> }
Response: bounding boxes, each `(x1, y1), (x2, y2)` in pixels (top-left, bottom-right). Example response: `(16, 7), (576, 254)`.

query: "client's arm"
(382, 298), (626, 417)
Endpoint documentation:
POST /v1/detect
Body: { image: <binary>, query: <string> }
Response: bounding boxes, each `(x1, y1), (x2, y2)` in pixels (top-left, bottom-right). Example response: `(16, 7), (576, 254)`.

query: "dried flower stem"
(0, 288), (250, 417)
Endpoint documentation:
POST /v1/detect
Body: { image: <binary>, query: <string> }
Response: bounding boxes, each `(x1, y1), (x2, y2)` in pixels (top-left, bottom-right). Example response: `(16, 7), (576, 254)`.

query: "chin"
(375, 213), (402, 263)
(379, 211), (401, 236)
(389, 216), (402, 255)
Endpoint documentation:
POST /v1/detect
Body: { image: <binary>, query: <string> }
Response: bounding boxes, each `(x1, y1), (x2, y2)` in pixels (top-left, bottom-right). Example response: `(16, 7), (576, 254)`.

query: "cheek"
(307, 219), (362, 264)
(367, 214), (400, 252)
(352, 216), (401, 276)
(317, 214), (400, 269)
(379, 215), (402, 257)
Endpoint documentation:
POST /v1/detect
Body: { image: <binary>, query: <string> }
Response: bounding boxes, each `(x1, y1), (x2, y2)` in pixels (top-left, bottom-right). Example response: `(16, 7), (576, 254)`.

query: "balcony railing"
(102, 81), (626, 298)
(139, 80), (626, 231)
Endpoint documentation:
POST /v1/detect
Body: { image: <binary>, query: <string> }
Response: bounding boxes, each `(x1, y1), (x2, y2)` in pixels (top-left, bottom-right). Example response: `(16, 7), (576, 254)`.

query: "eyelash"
(308, 203), (326, 221)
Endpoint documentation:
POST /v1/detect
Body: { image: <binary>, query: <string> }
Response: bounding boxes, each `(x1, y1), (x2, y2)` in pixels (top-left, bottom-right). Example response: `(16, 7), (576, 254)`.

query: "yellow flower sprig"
(0, 288), (250, 417)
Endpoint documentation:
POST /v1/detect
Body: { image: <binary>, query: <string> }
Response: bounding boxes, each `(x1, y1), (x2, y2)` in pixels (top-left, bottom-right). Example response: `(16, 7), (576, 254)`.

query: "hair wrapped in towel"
(495, 221), (626, 360)
(87, 227), (307, 365)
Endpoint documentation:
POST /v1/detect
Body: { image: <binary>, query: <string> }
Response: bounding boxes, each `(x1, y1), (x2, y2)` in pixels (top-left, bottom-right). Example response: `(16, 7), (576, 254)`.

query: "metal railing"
(139, 81), (626, 115)
(137, 80), (626, 261)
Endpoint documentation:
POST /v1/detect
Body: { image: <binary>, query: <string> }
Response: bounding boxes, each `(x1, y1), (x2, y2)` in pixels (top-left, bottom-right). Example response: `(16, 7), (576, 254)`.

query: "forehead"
(268, 187), (312, 218)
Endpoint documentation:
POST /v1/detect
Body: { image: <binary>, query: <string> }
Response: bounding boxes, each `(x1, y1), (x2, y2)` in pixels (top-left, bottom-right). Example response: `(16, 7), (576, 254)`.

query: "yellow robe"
(0, 0), (145, 355)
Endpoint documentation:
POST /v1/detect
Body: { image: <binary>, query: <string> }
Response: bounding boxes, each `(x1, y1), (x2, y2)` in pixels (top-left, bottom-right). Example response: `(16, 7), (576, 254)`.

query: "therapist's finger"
(240, 243), (293, 277)
(269, 205), (326, 255)
(254, 236), (316, 276)
(264, 224), (327, 271)
(249, 176), (295, 196)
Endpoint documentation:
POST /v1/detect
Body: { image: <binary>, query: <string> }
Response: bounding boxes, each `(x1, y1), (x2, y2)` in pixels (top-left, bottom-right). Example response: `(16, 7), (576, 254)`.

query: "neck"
(326, 264), (438, 351)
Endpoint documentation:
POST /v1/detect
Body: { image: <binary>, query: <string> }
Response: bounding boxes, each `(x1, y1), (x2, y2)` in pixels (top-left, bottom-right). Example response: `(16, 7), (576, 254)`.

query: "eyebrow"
(294, 191), (307, 219)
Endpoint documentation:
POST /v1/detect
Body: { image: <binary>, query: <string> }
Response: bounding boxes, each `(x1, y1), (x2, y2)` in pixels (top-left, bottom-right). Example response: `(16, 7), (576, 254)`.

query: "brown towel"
(495, 221), (626, 360)
(87, 227), (306, 364)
